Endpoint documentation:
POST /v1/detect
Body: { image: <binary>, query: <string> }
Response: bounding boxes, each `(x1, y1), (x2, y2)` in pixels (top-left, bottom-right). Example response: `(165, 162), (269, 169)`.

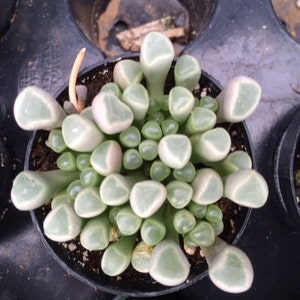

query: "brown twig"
(68, 48), (86, 113)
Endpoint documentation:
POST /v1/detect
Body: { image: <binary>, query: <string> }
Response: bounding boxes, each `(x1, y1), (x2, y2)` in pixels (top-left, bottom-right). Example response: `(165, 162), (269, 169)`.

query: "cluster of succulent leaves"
(11, 32), (268, 293)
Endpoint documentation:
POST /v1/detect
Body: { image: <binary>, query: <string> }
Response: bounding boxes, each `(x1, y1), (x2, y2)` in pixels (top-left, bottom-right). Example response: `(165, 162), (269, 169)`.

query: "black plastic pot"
(26, 55), (253, 297)
(69, 0), (217, 57)
(274, 106), (300, 227)
(0, 128), (12, 219)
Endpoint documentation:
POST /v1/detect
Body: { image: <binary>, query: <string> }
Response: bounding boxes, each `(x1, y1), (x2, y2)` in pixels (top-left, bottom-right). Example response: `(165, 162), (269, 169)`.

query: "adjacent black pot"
(0, 128), (12, 219)
(28, 55), (252, 297)
(274, 106), (300, 227)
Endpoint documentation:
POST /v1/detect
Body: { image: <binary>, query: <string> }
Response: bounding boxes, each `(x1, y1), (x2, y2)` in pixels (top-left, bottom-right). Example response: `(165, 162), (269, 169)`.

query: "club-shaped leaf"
(186, 220), (216, 247)
(80, 214), (110, 251)
(101, 235), (136, 276)
(119, 125), (141, 148)
(191, 168), (223, 205)
(76, 153), (91, 171)
(150, 160), (171, 182)
(13, 86), (66, 131)
(216, 76), (262, 123)
(51, 189), (72, 210)
(181, 107), (217, 135)
(11, 170), (79, 211)
(43, 203), (84, 242)
(140, 208), (166, 246)
(166, 181), (193, 209)
(202, 237), (254, 293)
(223, 169), (268, 208)
(188, 202), (207, 219)
(149, 240), (190, 286)
(199, 96), (218, 112)
(62, 114), (104, 152)
(173, 209), (196, 234)
(116, 205), (142, 236)
(67, 179), (84, 200)
(100, 173), (132, 206)
(130, 180), (167, 218)
(92, 92), (134, 134)
(113, 59), (143, 91)
(80, 167), (103, 187)
(121, 83), (149, 120)
(123, 148), (143, 170)
(174, 54), (201, 91)
(158, 134), (192, 169)
(46, 129), (67, 153)
(140, 32), (175, 100)
(212, 150), (252, 176)
(131, 241), (153, 273)
(190, 127), (231, 163)
(74, 187), (107, 218)
(172, 161), (196, 183)
(100, 82), (122, 98)
(138, 139), (158, 161)
(168, 86), (195, 123)
(56, 151), (77, 171)
(91, 140), (123, 176)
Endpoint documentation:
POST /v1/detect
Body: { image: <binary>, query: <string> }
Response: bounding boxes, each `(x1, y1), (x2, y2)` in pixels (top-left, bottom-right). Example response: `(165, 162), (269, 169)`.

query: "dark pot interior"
(28, 56), (252, 297)
(274, 106), (300, 227)
(69, 0), (217, 56)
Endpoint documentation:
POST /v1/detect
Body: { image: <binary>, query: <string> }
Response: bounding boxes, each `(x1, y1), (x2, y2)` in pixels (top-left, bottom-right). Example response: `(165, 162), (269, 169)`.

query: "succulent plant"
(11, 32), (268, 293)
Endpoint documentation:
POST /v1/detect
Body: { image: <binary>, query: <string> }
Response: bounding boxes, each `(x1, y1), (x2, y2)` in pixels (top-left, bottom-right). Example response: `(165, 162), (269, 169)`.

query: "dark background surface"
(1, 0), (300, 299)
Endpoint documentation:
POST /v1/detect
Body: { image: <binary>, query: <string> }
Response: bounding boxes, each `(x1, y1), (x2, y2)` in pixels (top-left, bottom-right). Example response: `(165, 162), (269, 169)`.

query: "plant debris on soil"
(29, 60), (250, 289)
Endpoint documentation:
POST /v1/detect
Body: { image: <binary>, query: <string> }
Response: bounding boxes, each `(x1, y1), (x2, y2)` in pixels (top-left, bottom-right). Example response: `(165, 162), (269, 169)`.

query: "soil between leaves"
(29, 61), (250, 289)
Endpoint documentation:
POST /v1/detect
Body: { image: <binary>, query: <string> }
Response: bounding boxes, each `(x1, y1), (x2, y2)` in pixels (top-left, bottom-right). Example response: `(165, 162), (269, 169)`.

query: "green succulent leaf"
(140, 32), (175, 100)
(80, 214), (110, 251)
(149, 240), (190, 286)
(62, 114), (104, 152)
(101, 235), (136, 276)
(191, 168), (223, 205)
(92, 92), (134, 134)
(74, 187), (107, 218)
(43, 203), (84, 242)
(113, 59), (143, 91)
(174, 54), (201, 91)
(216, 76), (262, 123)
(130, 180), (167, 218)
(91, 140), (123, 176)
(14, 86), (66, 131)
(223, 169), (268, 208)
(158, 134), (192, 169)
(11, 170), (79, 211)
(202, 237), (254, 293)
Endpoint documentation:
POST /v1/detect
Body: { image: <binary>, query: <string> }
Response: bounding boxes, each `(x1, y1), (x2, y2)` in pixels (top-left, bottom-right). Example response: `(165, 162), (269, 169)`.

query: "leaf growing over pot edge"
(216, 76), (262, 123)
(223, 169), (268, 208)
(149, 240), (190, 286)
(202, 237), (254, 293)
(14, 86), (66, 131)
(11, 170), (79, 211)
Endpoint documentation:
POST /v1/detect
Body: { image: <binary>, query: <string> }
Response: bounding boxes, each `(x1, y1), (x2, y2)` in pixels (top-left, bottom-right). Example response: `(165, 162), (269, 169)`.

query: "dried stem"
(68, 48), (86, 113)
(290, 83), (300, 95)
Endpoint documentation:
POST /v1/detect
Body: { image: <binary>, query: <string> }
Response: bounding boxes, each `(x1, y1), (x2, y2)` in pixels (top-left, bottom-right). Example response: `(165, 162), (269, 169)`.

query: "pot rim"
(274, 105), (300, 225)
(27, 54), (253, 297)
